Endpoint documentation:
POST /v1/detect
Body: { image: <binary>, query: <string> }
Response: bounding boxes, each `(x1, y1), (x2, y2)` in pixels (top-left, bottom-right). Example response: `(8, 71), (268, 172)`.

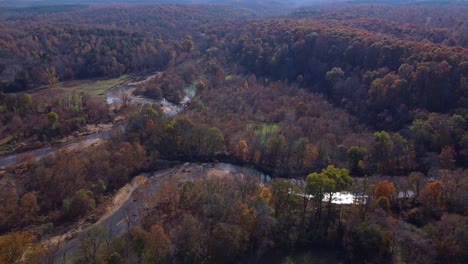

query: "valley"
(0, 1), (467, 264)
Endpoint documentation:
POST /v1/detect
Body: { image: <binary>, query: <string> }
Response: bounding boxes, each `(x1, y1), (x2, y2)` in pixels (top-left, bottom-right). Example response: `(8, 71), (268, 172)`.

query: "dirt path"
(47, 165), (185, 262)
(46, 175), (150, 248)
(127, 72), (161, 86)
(47, 163), (231, 262)
(0, 128), (115, 168)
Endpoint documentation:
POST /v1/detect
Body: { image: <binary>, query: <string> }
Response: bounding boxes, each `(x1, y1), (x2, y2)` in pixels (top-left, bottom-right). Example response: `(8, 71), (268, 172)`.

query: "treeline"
(0, 90), (466, 263)
(0, 104), (227, 232)
(3, 162), (466, 263)
(1, 4), (257, 35)
(126, 108), (225, 163)
(133, 31), (467, 177)
(0, 91), (109, 154)
(291, 3), (468, 48)
(185, 78), (369, 176)
(118, 168), (467, 264)
(0, 3), (258, 92)
(0, 3), (467, 263)
(39, 4), (257, 35)
(192, 18), (467, 170)
(135, 62), (198, 103)
(0, 24), (172, 92)
(0, 4), (88, 15)
(211, 18), (468, 116)
(0, 136), (146, 232)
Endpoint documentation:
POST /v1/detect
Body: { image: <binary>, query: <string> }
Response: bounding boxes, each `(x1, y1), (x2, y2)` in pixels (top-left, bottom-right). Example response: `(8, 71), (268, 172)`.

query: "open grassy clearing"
(54, 75), (129, 96)
(247, 122), (279, 145)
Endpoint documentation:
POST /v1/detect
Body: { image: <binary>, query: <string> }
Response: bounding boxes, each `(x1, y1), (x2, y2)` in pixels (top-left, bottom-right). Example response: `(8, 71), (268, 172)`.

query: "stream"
(105, 72), (197, 117)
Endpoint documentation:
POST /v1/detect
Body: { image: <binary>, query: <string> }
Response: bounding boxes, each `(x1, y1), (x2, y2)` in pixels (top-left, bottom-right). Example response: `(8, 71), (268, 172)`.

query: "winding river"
(1, 72), (359, 263)
(0, 73), (196, 168)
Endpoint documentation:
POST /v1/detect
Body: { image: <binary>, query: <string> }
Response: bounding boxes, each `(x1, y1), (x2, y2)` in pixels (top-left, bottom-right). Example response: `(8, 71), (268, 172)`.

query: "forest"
(0, 1), (467, 264)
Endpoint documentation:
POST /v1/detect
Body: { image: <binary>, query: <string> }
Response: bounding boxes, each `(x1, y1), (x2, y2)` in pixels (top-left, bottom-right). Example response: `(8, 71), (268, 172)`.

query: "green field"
(54, 75), (129, 96)
(247, 123), (279, 145)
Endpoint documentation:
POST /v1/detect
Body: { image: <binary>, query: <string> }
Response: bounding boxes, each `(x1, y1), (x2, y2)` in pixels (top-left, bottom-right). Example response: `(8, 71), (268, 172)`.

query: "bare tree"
(119, 90), (130, 108)
(233, 169), (259, 203)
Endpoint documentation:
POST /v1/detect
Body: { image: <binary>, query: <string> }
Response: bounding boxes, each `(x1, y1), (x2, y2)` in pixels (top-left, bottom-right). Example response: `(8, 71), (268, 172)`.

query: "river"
(105, 72), (197, 117)
(51, 162), (363, 262)
(0, 73), (196, 168)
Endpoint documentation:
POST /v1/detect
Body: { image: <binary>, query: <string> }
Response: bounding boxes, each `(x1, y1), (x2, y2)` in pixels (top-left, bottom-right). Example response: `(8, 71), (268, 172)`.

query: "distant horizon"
(1, 0), (466, 6)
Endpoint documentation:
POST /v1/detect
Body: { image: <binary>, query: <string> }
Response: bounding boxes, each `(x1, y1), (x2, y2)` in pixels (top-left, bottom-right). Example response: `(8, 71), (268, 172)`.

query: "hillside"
(0, 2), (466, 264)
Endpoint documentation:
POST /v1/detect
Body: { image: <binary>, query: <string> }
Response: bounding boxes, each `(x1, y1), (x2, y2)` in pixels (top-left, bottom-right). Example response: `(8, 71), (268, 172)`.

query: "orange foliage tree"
(374, 180), (397, 200)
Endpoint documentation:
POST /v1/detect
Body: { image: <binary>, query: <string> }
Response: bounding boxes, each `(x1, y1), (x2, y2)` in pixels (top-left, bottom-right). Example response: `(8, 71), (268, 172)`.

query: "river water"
(1, 74), (196, 168)
(105, 74), (197, 117)
(216, 163), (366, 205)
(216, 162), (272, 184)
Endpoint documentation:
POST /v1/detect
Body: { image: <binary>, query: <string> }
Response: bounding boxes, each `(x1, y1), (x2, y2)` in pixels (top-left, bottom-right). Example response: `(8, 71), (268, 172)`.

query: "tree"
(205, 127), (225, 156)
(167, 117), (194, 156)
(410, 119), (434, 154)
(77, 227), (105, 264)
(236, 140), (249, 162)
(107, 252), (125, 264)
(173, 213), (205, 263)
(368, 73), (406, 115)
(0, 232), (35, 264)
(45, 66), (58, 87)
(391, 133), (416, 173)
(397, 63), (413, 79)
(155, 179), (180, 218)
(143, 225), (170, 264)
(374, 180), (396, 200)
(237, 202), (256, 236)
(347, 146), (367, 175)
(375, 196), (391, 212)
(326, 67), (346, 99)
(9, 114), (23, 135)
(439, 146), (456, 169)
(424, 181), (444, 207)
(265, 134), (287, 170)
(306, 165), (353, 226)
(269, 178), (301, 245)
(434, 214), (468, 262)
(19, 192), (39, 223)
(325, 68), (345, 82)
(209, 223), (246, 263)
(345, 223), (390, 264)
(22, 93), (32, 106)
(460, 132), (468, 163)
(303, 144), (319, 168)
(233, 170), (259, 203)
(110, 142), (146, 188)
(63, 189), (96, 219)
(408, 172), (424, 200)
(271, 179), (301, 219)
(306, 171), (334, 223)
(371, 131), (394, 174)
(131, 226), (148, 258)
(47, 111), (59, 127)
(251, 193), (276, 257)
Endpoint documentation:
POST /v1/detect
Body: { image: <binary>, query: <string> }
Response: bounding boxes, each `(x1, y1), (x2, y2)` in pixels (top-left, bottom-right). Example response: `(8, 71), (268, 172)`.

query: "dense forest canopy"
(0, 1), (467, 264)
